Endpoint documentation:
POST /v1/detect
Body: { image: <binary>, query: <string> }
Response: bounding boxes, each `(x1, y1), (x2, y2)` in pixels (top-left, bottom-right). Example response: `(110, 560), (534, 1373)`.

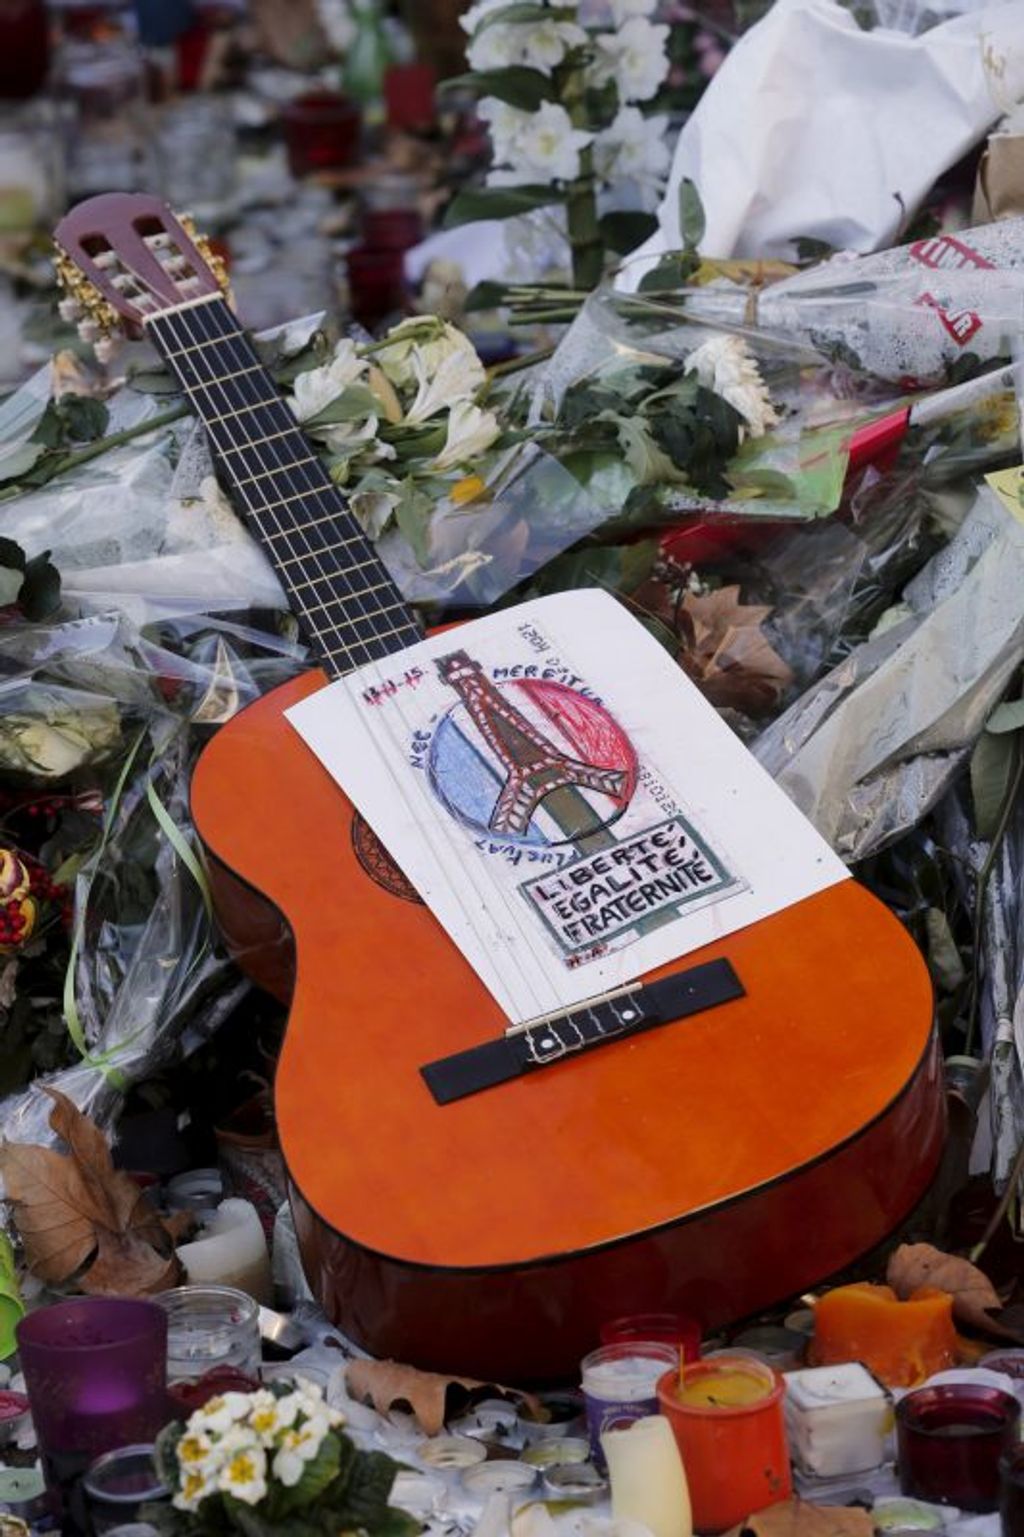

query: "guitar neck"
(145, 294), (422, 678)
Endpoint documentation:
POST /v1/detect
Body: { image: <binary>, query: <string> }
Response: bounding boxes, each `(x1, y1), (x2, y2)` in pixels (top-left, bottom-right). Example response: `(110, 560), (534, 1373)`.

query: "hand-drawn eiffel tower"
(437, 650), (628, 838)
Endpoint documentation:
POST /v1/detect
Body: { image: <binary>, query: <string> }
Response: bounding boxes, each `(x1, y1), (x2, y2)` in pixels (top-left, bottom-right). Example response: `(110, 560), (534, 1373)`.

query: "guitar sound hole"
(350, 813), (424, 905)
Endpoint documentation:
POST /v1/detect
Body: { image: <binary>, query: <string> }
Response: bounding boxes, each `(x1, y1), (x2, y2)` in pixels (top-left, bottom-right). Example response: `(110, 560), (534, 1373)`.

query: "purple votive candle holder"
(897, 1383), (1021, 1513)
(17, 1298), (169, 1502)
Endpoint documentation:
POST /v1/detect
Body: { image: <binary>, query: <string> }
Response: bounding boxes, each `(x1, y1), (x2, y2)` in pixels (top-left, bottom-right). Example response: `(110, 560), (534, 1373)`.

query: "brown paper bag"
(972, 133), (1024, 223)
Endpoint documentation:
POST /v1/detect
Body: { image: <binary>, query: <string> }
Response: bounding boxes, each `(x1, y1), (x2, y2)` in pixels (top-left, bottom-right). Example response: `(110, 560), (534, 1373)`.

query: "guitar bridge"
(420, 958), (744, 1106)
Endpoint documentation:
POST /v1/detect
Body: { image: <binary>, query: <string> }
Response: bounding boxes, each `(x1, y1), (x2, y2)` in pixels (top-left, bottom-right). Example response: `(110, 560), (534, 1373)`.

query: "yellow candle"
(675, 1366), (771, 1409)
(602, 1415), (692, 1537)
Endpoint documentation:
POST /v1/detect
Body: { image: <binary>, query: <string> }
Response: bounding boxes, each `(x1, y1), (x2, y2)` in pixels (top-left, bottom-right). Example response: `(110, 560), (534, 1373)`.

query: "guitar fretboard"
(146, 294), (422, 678)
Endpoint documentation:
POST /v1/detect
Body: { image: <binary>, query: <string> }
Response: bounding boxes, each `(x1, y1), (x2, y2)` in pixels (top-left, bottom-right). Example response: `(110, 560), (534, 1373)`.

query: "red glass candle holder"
(346, 245), (408, 331)
(601, 1312), (702, 1364)
(897, 1383), (1021, 1513)
(281, 91), (362, 178)
(657, 1357), (791, 1534)
(362, 209), (424, 253)
(0, 0), (48, 98)
(17, 1298), (168, 1506)
(384, 63), (437, 133)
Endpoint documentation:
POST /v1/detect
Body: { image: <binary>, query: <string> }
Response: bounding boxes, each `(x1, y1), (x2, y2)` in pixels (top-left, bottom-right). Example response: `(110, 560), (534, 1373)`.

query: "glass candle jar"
(155, 1284), (261, 1387)
(657, 1356), (791, 1534)
(281, 92), (361, 178)
(16, 1299), (168, 1507)
(601, 1313), (702, 1365)
(581, 1342), (679, 1468)
(897, 1384), (1020, 1513)
(82, 1444), (169, 1535)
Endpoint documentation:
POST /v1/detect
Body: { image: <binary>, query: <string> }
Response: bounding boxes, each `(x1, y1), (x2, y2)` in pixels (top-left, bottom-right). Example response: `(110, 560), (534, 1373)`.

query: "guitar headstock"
(54, 193), (230, 359)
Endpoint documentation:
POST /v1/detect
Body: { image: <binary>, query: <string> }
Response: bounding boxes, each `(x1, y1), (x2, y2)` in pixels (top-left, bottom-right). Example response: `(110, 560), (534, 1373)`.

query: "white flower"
(352, 486), (400, 538)
(467, 22), (522, 71)
(594, 107), (671, 209)
(478, 96), (532, 166)
(216, 1441), (268, 1507)
(518, 17), (587, 72)
(592, 17), (670, 102)
(174, 1468), (214, 1513)
(499, 101), (593, 184)
(460, 0), (516, 33)
(272, 1418), (330, 1489)
(434, 400), (501, 471)
(193, 1393), (254, 1437)
(322, 413), (394, 461)
(684, 335), (780, 440)
(404, 346), (486, 425)
(289, 339), (368, 423)
(246, 1390), (299, 1446)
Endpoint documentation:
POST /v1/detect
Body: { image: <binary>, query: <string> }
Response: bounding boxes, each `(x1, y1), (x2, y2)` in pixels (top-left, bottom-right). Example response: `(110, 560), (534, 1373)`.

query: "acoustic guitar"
(55, 194), (945, 1383)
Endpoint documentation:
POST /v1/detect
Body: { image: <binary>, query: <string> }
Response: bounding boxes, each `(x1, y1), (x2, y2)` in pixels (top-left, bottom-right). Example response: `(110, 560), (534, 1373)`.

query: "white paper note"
(286, 591), (848, 1023)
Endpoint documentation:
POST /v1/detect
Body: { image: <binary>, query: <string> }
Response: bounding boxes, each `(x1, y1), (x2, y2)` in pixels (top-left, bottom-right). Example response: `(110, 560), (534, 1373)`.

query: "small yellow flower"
(451, 475), (488, 506)
(178, 1433), (213, 1466)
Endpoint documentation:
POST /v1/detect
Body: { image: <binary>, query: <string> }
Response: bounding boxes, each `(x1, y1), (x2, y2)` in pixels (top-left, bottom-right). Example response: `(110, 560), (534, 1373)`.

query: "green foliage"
(678, 178), (706, 251)
(474, 2), (577, 31)
(393, 480), (436, 567)
(637, 249), (702, 293)
(444, 67), (556, 111)
(444, 184), (569, 229)
(599, 210), (660, 257)
(304, 386), (382, 428)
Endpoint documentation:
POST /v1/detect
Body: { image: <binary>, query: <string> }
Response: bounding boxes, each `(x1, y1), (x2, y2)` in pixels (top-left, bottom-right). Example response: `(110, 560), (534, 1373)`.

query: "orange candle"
(809, 1283), (957, 1388)
(657, 1357), (791, 1534)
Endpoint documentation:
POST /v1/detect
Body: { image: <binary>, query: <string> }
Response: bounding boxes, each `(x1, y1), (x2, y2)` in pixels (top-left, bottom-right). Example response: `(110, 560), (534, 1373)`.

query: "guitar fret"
(253, 506), (349, 536)
(276, 545), (376, 572)
(288, 584), (400, 621)
(307, 602), (414, 631)
(202, 399), (288, 428)
(182, 363), (267, 390)
(239, 484), (336, 516)
(160, 330), (246, 361)
(232, 458), (321, 489)
(217, 427), (305, 457)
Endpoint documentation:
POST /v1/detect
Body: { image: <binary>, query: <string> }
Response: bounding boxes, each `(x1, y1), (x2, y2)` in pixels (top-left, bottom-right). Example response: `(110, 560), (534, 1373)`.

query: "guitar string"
(156, 299), (570, 1030)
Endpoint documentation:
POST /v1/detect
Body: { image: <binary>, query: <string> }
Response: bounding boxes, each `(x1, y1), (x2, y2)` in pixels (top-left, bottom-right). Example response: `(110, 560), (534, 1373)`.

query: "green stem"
(0, 402), (190, 502)
(964, 736), (1024, 1058)
(562, 63), (603, 294)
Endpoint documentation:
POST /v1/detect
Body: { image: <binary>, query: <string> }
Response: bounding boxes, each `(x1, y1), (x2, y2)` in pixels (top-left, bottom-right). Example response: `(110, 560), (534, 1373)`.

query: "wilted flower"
(288, 340), (368, 423)
(684, 335), (780, 440)
(404, 347), (487, 426)
(351, 487), (400, 539)
(434, 401), (502, 472)
(0, 850), (36, 955)
(374, 317), (484, 393)
(0, 697), (121, 780)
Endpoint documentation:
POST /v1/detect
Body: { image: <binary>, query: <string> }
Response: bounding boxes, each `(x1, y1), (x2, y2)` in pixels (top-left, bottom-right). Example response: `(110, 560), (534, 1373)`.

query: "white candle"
(601, 1415), (692, 1537)
(176, 1198), (273, 1304)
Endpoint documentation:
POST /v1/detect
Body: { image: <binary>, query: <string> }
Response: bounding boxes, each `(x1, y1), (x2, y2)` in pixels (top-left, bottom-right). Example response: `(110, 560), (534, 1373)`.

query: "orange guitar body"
(193, 668), (946, 1383)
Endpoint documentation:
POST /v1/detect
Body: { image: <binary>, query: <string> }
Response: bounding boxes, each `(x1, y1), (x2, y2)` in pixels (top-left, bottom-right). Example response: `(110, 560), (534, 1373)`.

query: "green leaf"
(18, 551), (61, 621)
(30, 402), (65, 449)
(270, 1432), (344, 1519)
(473, 3), (576, 32)
(986, 700), (1024, 736)
(444, 184), (569, 228)
(0, 442), (45, 484)
(394, 481), (435, 566)
(444, 68), (556, 111)
(678, 178), (706, 251)
(637, 250), (700, 293)
(971, 729), (1018, 841)
(305, 385), (381, 428)
(0, 537), (26, 573)
(599, 210), (659, 256)
(336, 1449), (401, 1528)
(152, 1421), (185, 1491)
(924, 906), (966, 993)
(128, 367), (181, 396)
(59, 395), (109, 442)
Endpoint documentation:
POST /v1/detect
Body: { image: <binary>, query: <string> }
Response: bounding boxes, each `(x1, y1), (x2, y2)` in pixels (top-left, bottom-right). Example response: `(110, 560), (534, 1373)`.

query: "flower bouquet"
(150, 1381), (417, 1537)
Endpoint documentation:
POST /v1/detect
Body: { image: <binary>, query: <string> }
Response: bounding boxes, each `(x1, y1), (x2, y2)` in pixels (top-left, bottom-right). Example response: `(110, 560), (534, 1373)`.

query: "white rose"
(434, 400), (501, 471)
(592, 17), (670, 102)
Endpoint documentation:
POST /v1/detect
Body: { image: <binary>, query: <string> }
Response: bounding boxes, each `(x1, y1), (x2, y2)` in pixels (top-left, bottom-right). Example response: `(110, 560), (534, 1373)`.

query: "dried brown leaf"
(727, 1500), (873, 1537)
(887, 1243), (1005, 1334)
(345, 1358), (539, 1437)
(0, 1090), (183, 1297)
